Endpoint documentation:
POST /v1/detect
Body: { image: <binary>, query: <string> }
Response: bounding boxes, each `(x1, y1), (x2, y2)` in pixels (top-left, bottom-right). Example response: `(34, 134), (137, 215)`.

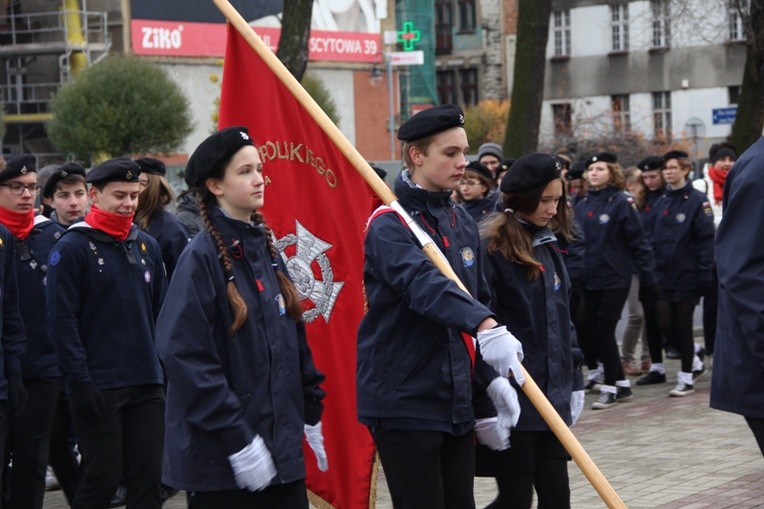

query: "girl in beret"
(155, 127), (326, 507)
(133, 158), (189, 280)
(574, 154), (658, 409)
(478, 153), (583, 508)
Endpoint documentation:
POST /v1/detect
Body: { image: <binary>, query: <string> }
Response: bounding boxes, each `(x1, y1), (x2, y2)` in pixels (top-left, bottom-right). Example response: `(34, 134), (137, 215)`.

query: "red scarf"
(708, 166), (729, 205)
(84, 205), (134, 240)
(0, 207), (35, 240)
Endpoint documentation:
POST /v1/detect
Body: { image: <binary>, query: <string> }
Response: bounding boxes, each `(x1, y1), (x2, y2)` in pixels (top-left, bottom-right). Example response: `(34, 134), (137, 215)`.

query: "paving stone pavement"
(41, 357), (763, 508)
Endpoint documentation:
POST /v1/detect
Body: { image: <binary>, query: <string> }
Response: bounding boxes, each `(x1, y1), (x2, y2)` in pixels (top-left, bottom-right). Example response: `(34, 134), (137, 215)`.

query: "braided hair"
(194, 187), (304, 333)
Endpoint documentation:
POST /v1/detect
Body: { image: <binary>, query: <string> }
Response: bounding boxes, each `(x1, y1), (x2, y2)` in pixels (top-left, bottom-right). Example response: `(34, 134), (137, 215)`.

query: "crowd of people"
(0, 104), (759, 509)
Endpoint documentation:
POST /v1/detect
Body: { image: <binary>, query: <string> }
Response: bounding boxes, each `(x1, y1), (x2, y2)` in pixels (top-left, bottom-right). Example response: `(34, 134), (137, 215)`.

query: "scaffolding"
(0, 0), (111, 121)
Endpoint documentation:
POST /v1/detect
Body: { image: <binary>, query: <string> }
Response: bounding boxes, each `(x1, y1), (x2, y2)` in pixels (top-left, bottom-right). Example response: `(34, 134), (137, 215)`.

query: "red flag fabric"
(219, 24), (377, 509)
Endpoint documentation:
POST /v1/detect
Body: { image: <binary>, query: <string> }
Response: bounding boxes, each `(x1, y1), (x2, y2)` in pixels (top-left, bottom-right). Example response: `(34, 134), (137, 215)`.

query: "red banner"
(219, 24), (377, 509)
(131, 19), (382, 62)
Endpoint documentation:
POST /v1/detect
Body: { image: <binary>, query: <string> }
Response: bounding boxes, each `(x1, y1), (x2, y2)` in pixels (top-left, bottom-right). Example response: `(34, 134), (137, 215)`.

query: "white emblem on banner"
(277, 221), (343, 324)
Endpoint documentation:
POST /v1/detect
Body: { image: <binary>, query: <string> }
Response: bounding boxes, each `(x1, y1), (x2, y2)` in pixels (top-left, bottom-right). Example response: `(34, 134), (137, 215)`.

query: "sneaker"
(584, 379), (602, 393)
(622, 361), (644, 376)
(592, 392), (618, 409)
(616, 386), (633, 401)
(666, 348), (681, 359)
(693, 366), (706, 379)
(669, 383), (695, 397)
(636, 371), (667, 386)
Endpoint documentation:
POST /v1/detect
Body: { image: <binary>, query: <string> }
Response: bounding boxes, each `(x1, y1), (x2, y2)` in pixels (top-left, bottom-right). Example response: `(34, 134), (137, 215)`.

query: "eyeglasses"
(459, 180), (482, 187)
(0, 183), (41, 195)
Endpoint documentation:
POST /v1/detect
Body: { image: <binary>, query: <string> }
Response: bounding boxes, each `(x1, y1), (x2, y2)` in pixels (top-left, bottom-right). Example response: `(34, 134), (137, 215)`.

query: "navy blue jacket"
(144, 209), (189, 280)
(357, 171), (496, 435)
(459, 197), (496, 223)
(710, 136), (764, 419)
(46, 223), (167, 389)
(574, 186), (657, 289)
(156, 207), (325, 491)
(651, 181), (715, 292)
(15, 216), (64, 380)
(481, 225), (581, 430)
(0, 224), (26, 398)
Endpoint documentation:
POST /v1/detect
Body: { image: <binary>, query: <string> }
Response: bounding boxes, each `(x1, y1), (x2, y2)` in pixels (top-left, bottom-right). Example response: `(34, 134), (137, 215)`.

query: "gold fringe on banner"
(305, 453), (381, 508)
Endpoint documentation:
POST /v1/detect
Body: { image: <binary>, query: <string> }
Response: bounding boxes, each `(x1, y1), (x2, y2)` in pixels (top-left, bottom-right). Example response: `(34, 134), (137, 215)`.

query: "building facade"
(539, 0), (746, 160)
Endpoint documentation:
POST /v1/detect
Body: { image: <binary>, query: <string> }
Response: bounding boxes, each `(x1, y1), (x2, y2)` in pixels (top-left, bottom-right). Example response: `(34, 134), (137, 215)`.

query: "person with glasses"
(134, 158), (189, 280)
(458, 161), (496, 223)
(650, 150), (714, 397)
(0, 154), (62, 509)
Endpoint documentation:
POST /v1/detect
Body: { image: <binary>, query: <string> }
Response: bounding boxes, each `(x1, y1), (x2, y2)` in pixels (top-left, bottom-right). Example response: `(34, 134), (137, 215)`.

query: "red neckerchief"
(0, 207), (34, 240)
(84, 205), (134, 241)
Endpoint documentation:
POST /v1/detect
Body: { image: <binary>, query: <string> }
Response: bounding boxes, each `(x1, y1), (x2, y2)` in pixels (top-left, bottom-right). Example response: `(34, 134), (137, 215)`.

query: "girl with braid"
(155, 126), (327, 508)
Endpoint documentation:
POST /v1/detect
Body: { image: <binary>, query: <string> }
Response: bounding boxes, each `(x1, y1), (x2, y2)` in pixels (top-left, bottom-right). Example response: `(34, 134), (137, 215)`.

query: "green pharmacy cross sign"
(397, 21), (421, 51)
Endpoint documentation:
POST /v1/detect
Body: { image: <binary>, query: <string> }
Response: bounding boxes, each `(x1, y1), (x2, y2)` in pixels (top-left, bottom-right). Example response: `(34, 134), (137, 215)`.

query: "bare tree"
(729, 0), (764, 152)
(503, 0), (552, 156)
(276, 0), (314, 81)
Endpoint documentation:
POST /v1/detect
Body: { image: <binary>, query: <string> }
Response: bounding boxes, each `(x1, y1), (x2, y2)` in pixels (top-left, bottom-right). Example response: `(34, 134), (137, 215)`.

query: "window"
(611, 4), (629, 52)
(437, 70), (458, 105)
(435, 0), (453, 54)
(652, 91), (672, 140)
(552, 9), (571, 56)
(728, 85), (741, 104)
(552, 103), (573, 136)
(727, 0), (748, 41)
(611, 94), (631, 132)
(460, 68), (478, 106)
(457, 0), (476, 32)
(651, 0), (671, 48)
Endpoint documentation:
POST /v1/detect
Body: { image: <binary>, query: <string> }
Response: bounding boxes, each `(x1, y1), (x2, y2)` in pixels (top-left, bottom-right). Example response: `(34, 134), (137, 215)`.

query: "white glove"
(570, 390), (585, 425)
(477, 325), (525, 385)
(474, 417), (510, 451)
(227, 435), (277, 492)
(486, 376), (521, 429)
(304, 421), (329, 472)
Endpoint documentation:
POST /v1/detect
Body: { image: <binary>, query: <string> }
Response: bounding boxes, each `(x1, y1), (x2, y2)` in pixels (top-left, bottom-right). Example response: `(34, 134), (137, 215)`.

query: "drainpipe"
(63, 0), (88, 76)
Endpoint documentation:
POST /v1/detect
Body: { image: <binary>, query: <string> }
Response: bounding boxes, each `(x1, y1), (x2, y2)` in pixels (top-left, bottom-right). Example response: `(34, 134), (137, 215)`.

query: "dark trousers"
(581, 288), (630, 385)
(371, 428), (475, 509)
(48, 390), (81, 504)
(656, 300), (696, 373)
(71, 384), (164, 509)
(702, 267), (719, 355)
(745, 416), (764, 458)
(485, 432), (570, 509)
(187, 479), (308, 509)
(639, 286), (664, 364)
(5, 377), (62, 509)
(0, 401), (9, 488)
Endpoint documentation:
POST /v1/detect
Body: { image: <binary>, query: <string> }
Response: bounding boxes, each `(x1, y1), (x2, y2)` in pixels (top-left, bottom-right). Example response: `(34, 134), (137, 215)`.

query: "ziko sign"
(130, 0), (384, 63)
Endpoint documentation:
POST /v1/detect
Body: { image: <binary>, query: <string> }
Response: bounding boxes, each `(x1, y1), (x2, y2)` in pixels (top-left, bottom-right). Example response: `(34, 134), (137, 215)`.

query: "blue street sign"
(712, 107), (737, 125)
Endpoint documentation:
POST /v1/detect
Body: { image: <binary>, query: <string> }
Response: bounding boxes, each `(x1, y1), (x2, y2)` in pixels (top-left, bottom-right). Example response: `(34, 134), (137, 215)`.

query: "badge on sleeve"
(702, 201), (713, 217)
(276, 294), (286, 316)
(460, 247), (475, 267)
(599, 214), (610, 224)
(676, 213), (686, 223)
(50, 251), (61, 266)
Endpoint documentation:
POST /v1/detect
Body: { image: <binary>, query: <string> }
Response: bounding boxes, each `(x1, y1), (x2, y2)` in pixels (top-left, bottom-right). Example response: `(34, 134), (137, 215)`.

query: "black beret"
(585, 152), (617, 168)
(663, 150), (688, 161)
(0, 154), (36, 183)
(566, 161), (586, 180)
(497, 158), (515, 174)
(369, 165), (387, 180)
(86, 157), (140, 185)
(465, 160), (492, 181)
(397, 104), (465, 142)
(134, 157), (166, 177)
(43, 162), (87, 198)
(500, 153), (562, 194)
(637, 156), (664, 172)
(185, 126), (254, 188)
(709, 143), (737, 165)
